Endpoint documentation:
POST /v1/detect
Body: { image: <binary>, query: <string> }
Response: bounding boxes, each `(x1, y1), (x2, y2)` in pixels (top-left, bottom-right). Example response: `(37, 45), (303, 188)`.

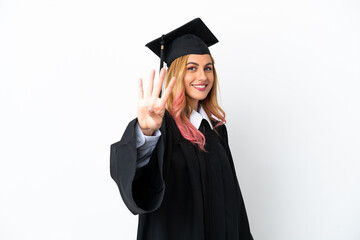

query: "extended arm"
(110, 69), (175, 214)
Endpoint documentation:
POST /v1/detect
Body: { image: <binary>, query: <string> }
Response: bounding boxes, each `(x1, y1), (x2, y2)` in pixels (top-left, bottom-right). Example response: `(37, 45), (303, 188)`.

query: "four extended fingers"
(139, 68), (175, 109)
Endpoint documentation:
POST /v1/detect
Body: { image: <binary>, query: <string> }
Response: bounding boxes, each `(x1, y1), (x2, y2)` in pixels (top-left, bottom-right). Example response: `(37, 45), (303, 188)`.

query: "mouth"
(191, 84), (208, 91)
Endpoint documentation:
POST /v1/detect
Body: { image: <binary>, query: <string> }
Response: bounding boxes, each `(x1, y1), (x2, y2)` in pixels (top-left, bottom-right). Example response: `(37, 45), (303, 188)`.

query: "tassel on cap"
(159, 34), (165, 71)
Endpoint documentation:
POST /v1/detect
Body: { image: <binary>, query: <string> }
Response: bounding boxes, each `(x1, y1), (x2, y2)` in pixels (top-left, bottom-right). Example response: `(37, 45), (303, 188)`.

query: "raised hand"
(137, 68), (176, 136)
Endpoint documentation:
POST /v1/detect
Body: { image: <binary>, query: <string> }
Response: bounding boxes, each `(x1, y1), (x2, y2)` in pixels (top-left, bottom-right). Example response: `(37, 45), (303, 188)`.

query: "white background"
(1, 0), (359, 239)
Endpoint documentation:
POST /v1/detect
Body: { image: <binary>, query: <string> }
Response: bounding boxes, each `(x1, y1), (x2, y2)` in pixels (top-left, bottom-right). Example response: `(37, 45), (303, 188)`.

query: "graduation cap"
(146, 18), (219, 69)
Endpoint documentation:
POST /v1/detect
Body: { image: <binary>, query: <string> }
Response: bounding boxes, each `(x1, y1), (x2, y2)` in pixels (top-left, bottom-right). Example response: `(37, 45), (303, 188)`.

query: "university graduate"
(110, 18), (254, 240)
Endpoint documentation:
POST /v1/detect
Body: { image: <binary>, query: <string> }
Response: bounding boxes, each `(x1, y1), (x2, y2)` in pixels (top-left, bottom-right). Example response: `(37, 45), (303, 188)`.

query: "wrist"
(141, 127), (155, 136)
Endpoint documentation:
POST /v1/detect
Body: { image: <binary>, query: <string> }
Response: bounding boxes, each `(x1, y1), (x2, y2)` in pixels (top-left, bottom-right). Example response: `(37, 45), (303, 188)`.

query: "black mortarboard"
(146, 18), (219, 69)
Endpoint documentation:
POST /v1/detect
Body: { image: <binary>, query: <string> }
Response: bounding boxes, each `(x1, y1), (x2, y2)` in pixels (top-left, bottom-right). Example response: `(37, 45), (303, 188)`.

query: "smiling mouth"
(192, 84), (208, 91)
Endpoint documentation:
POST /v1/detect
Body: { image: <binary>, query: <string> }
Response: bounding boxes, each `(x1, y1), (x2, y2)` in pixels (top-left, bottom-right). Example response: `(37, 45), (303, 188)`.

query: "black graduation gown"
(110, 111), (253, 240)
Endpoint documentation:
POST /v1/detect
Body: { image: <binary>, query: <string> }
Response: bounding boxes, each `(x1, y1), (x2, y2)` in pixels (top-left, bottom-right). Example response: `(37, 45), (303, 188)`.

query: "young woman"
(110, 18), (254, 240)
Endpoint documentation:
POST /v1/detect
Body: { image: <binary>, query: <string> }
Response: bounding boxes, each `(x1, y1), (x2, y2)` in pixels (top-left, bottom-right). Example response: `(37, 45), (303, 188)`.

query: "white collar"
(189, 105), (213, 130)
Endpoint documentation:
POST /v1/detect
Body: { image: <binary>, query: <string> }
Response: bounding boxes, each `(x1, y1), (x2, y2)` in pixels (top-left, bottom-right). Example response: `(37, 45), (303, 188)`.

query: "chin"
(197, 94), (209, 101)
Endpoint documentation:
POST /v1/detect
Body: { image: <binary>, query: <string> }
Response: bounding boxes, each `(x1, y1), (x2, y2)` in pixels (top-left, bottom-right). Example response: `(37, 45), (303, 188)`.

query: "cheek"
(208, 77), (214, 89)
(183, 77), (195, 95)
(183, 75), (192, 86)
(183, 80), (192, 94)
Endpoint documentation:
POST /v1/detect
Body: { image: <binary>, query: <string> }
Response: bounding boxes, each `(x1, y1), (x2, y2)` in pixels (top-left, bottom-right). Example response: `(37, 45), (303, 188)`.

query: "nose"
(197, 68), (207, 81)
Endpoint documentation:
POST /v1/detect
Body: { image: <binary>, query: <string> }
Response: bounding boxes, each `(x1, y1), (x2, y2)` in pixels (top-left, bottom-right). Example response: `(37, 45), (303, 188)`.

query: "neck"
(189, 99), (199, 112)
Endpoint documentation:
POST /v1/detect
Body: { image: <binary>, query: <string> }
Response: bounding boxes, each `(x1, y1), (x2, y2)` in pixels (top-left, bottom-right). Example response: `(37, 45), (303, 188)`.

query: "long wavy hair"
(165, 54), (226, 151)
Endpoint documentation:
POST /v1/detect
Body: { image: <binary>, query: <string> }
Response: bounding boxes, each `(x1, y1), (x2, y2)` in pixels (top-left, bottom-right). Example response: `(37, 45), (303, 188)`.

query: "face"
(184, 54), (214, 110)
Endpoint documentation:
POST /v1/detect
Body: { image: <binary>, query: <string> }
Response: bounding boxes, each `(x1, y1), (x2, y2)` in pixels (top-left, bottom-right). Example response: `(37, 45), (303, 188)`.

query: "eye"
(205, 67), (213, 71)
(187, 67), (196, 71)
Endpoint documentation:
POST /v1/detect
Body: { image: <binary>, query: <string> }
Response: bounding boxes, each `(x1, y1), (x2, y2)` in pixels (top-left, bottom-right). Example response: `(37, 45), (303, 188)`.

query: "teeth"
(194, 85), (206, 88)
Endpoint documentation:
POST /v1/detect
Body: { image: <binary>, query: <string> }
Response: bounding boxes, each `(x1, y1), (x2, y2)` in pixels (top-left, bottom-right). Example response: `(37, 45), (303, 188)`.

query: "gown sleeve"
(135, 122), (161, 168)
(110, 117), (166, 215)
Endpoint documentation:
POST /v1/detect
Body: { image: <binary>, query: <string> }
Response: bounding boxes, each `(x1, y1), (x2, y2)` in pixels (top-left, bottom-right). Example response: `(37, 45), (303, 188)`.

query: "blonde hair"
(165, 54), (226, 150)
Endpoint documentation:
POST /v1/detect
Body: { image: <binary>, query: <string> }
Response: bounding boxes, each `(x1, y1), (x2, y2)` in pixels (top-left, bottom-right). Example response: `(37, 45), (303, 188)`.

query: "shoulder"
(163, 109), (176, 127)
(212, 119), (227, 133)
(213, 121), (229, 141)
(162, 110), (184, 142)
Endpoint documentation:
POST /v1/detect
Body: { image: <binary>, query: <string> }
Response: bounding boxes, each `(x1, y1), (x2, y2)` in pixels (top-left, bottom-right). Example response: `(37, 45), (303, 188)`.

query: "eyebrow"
(186, 62), (213, 66)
